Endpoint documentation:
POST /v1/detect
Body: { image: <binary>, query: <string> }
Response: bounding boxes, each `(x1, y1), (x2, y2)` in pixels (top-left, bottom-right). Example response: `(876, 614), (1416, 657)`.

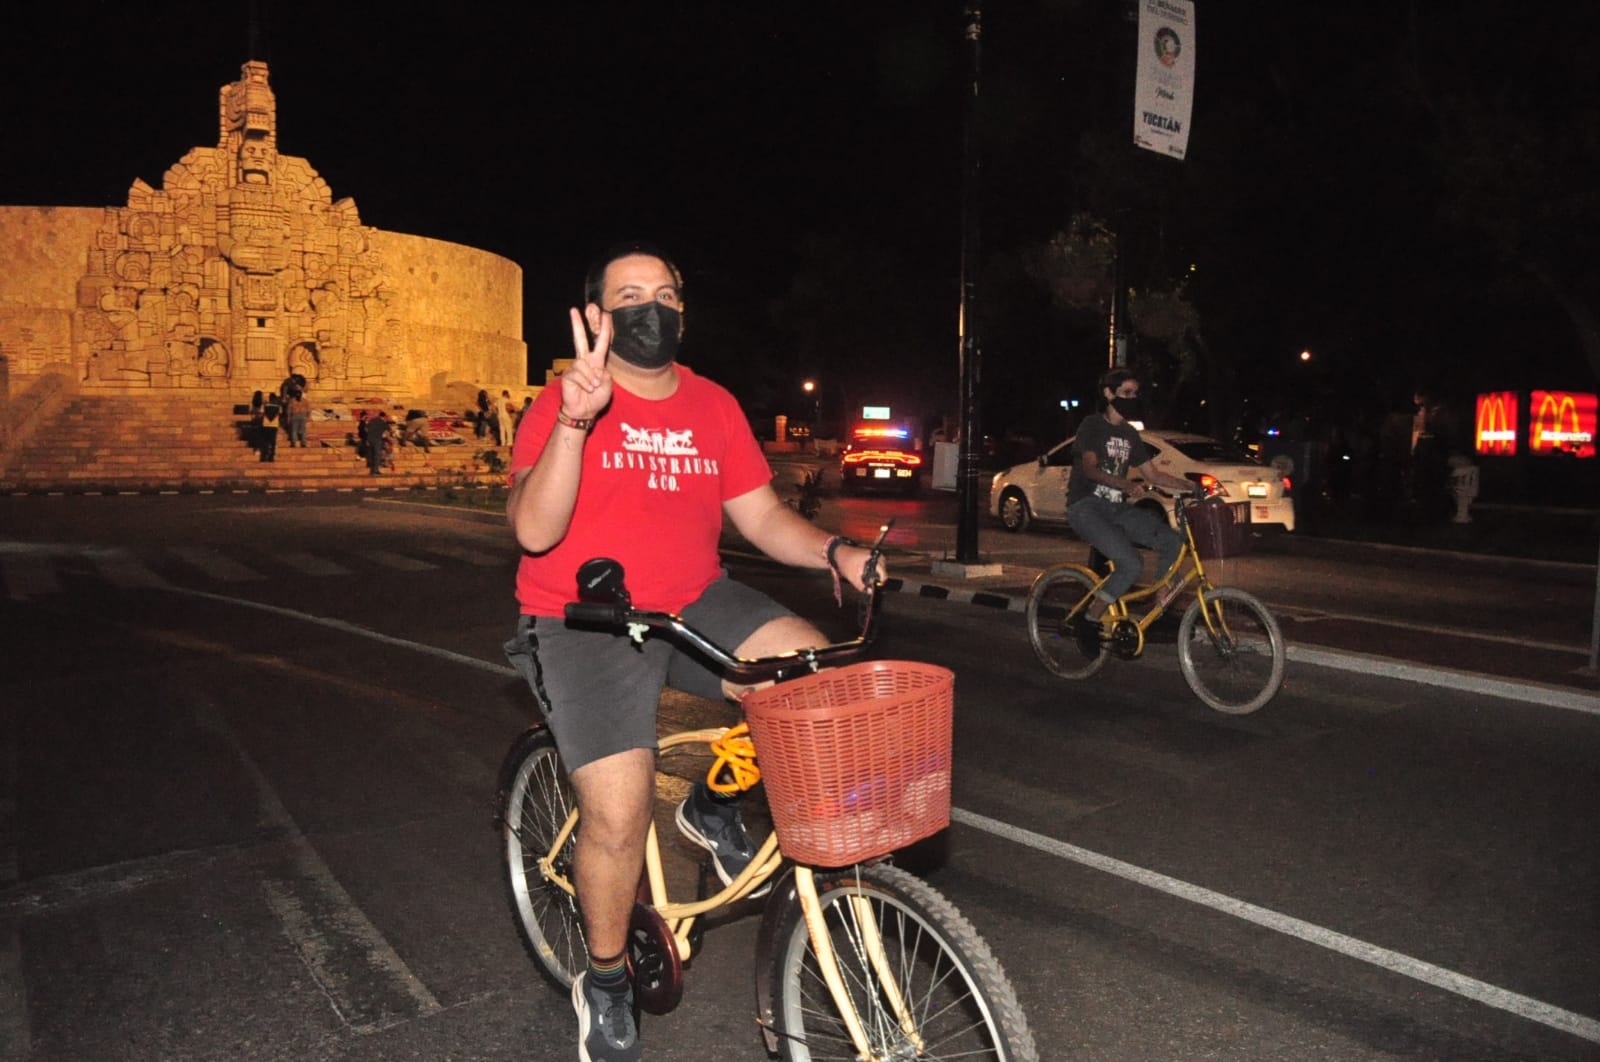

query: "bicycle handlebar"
(563, 522), (894, 686)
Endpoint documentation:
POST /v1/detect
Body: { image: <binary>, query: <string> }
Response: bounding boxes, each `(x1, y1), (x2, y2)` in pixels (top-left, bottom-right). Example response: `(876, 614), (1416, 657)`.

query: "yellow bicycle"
(497, 530), (1038, 1060)
(1025, 495), (1286, 714)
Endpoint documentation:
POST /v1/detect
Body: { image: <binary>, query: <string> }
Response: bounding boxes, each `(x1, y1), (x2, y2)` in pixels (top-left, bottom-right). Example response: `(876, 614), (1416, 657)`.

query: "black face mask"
(608, 302), (681, 369)
(1111, 396), (1145, 422)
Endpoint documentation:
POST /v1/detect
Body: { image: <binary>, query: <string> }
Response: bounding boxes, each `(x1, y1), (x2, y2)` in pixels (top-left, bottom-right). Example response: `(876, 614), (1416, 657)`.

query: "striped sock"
(588, 950), (628, 991)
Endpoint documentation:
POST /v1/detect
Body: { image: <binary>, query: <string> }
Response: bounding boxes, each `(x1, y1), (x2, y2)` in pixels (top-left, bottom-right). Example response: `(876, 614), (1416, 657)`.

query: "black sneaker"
(675, 784), (771, 898)
(572, 971), (639, 1062)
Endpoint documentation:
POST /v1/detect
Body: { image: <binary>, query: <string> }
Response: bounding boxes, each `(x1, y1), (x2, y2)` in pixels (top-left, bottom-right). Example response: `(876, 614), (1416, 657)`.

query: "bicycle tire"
(499, 728), (586, 988)
(1025, 565), (1108, 679)
(769, 863), (1038, 1061)
(1177, 586), (1286, 714)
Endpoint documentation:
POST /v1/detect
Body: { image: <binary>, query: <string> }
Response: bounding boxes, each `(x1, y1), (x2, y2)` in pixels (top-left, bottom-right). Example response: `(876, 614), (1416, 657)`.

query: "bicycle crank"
(627, 903), (684, 1014)
(1107, 618), (1144, 659)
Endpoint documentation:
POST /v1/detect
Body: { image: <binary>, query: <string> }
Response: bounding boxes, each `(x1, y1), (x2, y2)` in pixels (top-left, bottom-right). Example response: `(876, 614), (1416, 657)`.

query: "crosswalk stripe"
(271, 551), (354, 577)
(1, 553), (62, 601)
(86, 547), (171, 589)
(419, 543), (506, 568)
(362, 550), (437, 572)
(168, 546), (266, 582)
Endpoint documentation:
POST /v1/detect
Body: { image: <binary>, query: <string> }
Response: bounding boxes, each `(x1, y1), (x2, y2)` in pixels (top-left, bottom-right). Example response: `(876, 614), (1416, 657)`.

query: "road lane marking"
(271, 551), (354, 577)
(953, 806), (1600, 1046)
(166, 587), (514, 675)
(418, 543), (507, 568)
(1286, 645), (1600, 716)
(1276, 605), (1590, 656)
(361, 550), (438, 572)
(162, 584), (1600, 1045)
(190, 698), (442, 1033)
(168, 545), (266, 582)
(1, 552), (61, 600)
(83, 546), (171, 589)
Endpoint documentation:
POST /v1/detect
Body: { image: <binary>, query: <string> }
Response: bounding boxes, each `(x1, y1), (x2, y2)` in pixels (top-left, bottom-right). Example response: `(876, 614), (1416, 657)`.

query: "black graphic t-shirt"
(1067, 413), (1149, 507)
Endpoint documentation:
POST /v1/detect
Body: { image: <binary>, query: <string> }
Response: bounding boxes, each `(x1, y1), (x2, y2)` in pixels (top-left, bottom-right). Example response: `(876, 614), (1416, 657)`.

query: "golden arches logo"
(1530, 390), (1596, 456)
(1474, 392), (1517, 456)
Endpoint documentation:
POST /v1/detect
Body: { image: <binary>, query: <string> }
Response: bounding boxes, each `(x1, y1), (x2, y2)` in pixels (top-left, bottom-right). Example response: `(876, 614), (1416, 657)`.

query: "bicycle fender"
(752, 866), (801, 1055)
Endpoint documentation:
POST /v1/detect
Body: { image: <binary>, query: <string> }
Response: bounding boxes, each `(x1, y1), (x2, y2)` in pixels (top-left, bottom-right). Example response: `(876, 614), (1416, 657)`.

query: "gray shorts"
(502, 573), (796, 771)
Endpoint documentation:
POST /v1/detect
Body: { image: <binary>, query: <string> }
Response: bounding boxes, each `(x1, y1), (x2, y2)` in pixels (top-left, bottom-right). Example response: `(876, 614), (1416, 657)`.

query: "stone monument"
(0, 60), (525, 399)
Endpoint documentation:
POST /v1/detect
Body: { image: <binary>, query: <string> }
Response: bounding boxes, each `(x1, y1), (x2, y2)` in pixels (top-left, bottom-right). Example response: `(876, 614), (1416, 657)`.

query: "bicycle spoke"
(1178, 587), (1286, 715)
(773, 865), (1036, 1060)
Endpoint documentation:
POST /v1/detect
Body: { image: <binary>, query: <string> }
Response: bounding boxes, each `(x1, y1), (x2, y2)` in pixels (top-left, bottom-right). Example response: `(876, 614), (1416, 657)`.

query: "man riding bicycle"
(502, 242), (880, 1062)
(1067, 368), (1197, 639)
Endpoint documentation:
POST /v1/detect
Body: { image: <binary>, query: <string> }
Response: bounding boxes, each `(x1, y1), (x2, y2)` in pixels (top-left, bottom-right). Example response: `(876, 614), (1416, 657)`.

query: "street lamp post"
(802, 379), (819, 450)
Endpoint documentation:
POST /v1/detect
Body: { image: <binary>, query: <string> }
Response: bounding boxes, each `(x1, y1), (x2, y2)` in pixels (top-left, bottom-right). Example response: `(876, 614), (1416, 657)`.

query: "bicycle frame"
(530, 765), (919, 1059)
(1066, 497), (1234, 658)
(531, 525), (935, 1059)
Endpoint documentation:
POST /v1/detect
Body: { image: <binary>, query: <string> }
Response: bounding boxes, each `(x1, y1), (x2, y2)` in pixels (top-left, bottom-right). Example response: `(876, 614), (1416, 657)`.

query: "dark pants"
(258, 427), (278, 462)
(1067, 495), (1183, 602)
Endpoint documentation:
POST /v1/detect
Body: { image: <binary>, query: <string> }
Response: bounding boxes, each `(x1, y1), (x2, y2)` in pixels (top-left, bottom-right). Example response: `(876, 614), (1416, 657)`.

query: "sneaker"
(675, 784), (771, 898)
(572, 971), (639, 1062)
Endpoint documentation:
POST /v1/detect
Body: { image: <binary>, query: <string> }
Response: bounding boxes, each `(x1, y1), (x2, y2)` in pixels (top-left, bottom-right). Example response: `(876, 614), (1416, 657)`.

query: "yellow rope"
(705, 722), (761, 794)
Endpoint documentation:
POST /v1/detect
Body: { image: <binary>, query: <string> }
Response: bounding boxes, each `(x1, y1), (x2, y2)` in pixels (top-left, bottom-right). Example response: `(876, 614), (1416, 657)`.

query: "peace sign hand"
(562, 306), (614, 421)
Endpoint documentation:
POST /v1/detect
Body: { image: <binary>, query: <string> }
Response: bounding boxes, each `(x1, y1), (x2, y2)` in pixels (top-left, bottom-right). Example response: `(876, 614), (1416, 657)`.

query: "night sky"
(3, 2), (1594, 441)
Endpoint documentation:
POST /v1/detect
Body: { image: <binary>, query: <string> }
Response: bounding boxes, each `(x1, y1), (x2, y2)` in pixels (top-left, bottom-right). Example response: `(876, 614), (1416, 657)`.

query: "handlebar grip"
(564, 602), (628, 625)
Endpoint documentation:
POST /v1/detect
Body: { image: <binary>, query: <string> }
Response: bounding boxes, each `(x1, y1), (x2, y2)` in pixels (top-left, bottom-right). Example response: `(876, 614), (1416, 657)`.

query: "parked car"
(839, 424), (923, 495)
(987, 428), (1295, 533)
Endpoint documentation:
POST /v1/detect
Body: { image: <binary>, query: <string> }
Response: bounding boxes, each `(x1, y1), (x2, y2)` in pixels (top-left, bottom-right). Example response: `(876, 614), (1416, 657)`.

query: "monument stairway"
(0, 394), (510, 494)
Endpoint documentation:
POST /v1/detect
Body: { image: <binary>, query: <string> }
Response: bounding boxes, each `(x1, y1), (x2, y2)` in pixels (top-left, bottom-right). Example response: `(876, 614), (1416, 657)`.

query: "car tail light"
(1280, 474), (1292, 492)
(843, 450), (921, 466)
(1186, 472), (1224, 496)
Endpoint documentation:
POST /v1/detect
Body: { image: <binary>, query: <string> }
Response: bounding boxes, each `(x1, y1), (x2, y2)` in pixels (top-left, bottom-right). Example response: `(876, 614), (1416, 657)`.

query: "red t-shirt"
(510, 365), (772, 615)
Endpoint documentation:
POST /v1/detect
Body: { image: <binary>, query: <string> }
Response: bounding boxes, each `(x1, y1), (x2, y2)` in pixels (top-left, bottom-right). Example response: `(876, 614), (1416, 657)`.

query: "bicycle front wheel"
(770, 863), (1038, 1061)
(1025, 565), (1107, 679)
(1177, 586), (1286, 714)
(499, 728), (586, 988)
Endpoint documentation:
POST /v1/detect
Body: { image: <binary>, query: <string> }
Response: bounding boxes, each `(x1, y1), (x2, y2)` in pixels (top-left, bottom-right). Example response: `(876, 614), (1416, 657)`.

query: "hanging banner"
(1134, 0), (1196, 159)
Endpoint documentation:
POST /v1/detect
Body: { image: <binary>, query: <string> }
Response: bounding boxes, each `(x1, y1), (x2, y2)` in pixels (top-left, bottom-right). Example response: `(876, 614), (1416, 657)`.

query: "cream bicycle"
(496, 531), (1038, 1060)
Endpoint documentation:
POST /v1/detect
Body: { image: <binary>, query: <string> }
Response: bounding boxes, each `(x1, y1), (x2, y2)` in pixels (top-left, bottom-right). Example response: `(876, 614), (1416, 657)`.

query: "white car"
(988, 428), (1296, 533)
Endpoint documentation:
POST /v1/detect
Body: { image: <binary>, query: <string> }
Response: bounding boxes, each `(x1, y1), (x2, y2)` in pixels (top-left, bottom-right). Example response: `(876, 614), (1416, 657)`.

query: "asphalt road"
(0, 493), (1596, 1060)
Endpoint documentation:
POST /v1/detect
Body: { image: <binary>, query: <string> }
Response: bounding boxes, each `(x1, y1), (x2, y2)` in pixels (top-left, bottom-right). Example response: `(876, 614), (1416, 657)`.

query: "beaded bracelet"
(555, 408), (594, 431)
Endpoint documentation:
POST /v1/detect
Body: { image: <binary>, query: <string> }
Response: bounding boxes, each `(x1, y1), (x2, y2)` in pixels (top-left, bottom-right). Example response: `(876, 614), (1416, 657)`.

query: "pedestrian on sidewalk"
(285, 389), (311, 448)
(258, 397), (281, 462)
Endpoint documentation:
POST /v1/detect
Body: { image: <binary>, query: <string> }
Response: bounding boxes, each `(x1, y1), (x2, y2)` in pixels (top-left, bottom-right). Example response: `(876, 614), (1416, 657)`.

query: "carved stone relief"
(71, 61), (396, 391)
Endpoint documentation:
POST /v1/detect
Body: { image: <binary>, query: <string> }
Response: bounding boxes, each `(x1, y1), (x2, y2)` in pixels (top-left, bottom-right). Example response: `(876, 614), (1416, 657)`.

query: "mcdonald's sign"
(1474, 391), (1518, 456)
(1529, 390), (1597, 458)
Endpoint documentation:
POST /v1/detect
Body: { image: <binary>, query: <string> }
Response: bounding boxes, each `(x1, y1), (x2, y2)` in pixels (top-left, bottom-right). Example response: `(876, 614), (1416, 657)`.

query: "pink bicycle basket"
(741, 659), (954, 867)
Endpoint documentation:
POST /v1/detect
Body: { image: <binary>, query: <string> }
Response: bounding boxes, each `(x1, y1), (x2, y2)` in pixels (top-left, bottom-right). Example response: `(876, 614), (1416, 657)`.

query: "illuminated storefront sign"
(1474, 391), (1518, 456)
(1529, 390), (1597, 458)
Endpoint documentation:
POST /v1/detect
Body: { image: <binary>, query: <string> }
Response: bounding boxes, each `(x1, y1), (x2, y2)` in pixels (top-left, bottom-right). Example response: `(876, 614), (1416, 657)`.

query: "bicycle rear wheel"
(769, 863), (1037, 1061)
(499, 728), (586, 987)
(1177, 586), (1285, 714)
(1025, 565), (1107, 679)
